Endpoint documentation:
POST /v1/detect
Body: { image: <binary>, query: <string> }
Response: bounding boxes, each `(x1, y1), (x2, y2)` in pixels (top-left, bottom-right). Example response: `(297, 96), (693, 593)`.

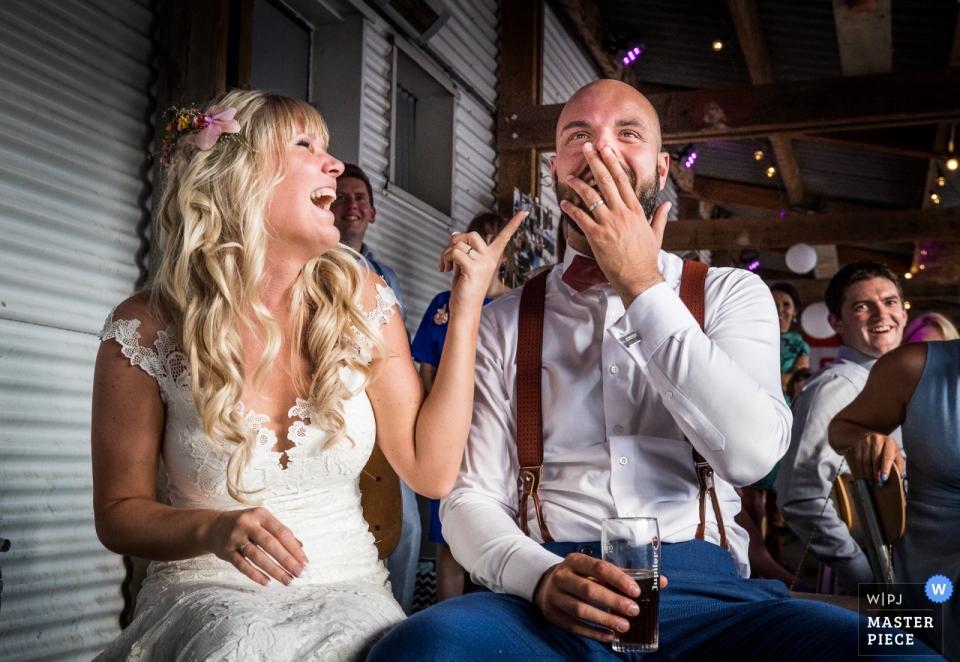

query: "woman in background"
(901, 312), (959, 344)
(410, 212), (512, 602)
(770, 283), (811, 394)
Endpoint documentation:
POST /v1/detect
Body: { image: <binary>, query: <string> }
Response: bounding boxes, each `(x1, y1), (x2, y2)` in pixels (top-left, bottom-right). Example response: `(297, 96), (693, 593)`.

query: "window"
(390, 43), (456, 217)
(250, 0), (310, 101)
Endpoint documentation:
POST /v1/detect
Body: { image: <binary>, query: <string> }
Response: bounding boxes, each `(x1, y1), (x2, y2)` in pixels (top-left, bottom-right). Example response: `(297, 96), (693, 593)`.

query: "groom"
(368, 80), (942, 660)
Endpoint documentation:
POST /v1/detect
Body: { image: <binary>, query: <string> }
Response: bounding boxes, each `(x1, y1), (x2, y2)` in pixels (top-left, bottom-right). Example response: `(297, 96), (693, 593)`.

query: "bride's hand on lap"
(439, 211), (525, 316)
(202, 507), (308, 586)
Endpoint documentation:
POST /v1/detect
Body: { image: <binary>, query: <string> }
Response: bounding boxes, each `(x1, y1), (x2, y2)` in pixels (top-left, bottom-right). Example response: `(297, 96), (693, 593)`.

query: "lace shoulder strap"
(99, 308), (169, 384)
(366, 283), (398, 329)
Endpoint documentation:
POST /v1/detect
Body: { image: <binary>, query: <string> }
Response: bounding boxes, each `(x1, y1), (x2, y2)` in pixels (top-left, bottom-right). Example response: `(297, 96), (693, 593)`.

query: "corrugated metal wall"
(0, 0), (155, 659)
(540, 5), (601, 243)
(358, 1), (499, 333)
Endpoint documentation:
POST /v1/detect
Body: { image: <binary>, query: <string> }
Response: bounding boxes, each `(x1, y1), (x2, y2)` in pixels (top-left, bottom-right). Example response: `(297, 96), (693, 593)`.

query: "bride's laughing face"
(264, 129), (344, 263)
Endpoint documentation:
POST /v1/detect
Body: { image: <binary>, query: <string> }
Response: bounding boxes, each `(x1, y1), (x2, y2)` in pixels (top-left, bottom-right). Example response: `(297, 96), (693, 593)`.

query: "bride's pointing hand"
(439, 211), (526, 316)
(202, 507), (309, 586)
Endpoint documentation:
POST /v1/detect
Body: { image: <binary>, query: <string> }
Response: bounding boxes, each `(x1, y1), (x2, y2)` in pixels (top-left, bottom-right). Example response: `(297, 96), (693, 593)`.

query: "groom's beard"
(556, 165), (661, 237)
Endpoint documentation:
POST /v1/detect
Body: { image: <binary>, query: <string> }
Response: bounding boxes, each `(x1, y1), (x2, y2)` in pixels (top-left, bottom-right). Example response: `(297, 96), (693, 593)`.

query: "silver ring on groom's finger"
(588, 199), (605, 212)
(466, 247), (474, 256)
(239, 542), (252, 555)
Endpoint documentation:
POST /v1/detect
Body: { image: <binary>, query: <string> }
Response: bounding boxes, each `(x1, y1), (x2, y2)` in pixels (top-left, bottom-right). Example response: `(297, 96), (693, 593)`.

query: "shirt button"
(665, 391), (674, 399)
(626, 512), (635, 518)
(579, 545), (594, 556)
(613, 425), (623, 434)
(609, 365), (619, 375)
(619, 456), (628, 465)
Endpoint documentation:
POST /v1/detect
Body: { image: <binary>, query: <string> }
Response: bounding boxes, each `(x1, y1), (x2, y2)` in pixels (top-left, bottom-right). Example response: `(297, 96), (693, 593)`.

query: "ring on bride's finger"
(239, 542), (252, 555)
(588, 199), (605, 212)
(466, 246), (474, 256)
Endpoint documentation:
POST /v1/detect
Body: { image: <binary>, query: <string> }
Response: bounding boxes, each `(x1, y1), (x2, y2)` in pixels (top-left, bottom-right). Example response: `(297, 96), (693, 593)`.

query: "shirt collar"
(560, 246), (667, 281)
(836, 344), (879, 370)
(360, 243), (374, 260)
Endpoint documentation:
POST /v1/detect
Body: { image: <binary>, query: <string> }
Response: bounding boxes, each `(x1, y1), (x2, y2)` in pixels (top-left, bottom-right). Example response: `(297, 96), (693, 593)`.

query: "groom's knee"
(367, 593), (539, 661)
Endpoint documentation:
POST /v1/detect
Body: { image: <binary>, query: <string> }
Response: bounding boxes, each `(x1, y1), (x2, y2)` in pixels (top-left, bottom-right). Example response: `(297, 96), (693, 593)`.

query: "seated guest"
(368, 80), (940, 661)
(411, 211), (512, 602)
(830, 338), (960, 659)
(902, 312), (959, 344)
(776, 262), (907, 595)
(771, 282), (811, 393)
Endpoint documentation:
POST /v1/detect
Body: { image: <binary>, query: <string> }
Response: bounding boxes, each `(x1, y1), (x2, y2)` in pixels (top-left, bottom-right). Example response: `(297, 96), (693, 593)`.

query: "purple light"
(747, 260), (760, 271)
(683, 151), (698, 169)
(779, 210), (786, 217)
(621, 46), (642, 66)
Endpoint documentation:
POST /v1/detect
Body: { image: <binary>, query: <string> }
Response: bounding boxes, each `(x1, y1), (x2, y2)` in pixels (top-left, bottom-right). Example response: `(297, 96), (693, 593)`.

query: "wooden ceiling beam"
(688, 175), (878, 214)
(497, 0), (545, 218)
(764, 278), (960, 306)
(549, 0), (621, 80)
(500, 67), (960, 150)
(661, 208), (960, 252)
(727, 0), (805, 205)
(795, 129), (943, 161)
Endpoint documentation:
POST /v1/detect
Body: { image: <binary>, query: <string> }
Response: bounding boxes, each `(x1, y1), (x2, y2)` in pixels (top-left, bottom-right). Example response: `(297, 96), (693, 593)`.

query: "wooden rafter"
(497, 0), (545, 218)
(549, 0), (621, 80)
(661, 208), (960, 252)
(726, 0), (804, 206)
(766, 278), (960, 307)
(500, 68), (960, 150)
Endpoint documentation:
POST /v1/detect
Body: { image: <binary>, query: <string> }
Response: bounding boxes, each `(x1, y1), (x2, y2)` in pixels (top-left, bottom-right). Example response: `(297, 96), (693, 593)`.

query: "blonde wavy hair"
(151, 89), (387, 503)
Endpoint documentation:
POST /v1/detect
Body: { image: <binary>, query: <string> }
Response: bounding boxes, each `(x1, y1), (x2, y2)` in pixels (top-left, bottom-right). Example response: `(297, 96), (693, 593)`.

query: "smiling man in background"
(776, 261), (908, 595)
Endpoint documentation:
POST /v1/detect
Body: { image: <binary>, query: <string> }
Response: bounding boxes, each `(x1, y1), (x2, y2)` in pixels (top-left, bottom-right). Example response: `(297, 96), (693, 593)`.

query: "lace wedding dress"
(94, 286), (406, 662)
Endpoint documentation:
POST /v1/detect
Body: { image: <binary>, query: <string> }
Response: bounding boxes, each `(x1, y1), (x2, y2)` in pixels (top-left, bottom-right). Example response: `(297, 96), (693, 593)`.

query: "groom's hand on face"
(560, 142), (671, 309)
(532, 553), (668, 642)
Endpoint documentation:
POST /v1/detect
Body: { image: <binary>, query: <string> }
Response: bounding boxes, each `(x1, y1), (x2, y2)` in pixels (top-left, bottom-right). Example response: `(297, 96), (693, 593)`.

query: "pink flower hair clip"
(158, 105), (242, 166)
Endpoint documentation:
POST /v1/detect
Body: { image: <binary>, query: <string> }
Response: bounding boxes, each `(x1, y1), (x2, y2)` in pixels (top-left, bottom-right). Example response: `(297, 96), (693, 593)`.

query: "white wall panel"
(358, 10), (498, 333)
(0, 0), (154, 658)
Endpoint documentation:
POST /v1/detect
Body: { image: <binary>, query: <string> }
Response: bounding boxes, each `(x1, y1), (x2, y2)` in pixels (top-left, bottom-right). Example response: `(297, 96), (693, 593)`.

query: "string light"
(747, 260), (760, 271)
(904, 272), (913, 279)
(931, 192), (941, 204)
(904, 301), (911, 310)
(683, 151), (698, 169)
(712, 40), (724, 51)
(766, 166), (776, 177)
(920, 264), (926, 270)
(948, 158), (959, 171)
(938, 176), (946, 187)
(754, 150), (764, 160)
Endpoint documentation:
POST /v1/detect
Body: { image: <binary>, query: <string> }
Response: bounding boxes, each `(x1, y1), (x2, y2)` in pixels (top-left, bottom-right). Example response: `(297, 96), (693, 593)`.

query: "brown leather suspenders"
(515, 260), (728, 549)
(517, 268), (554, 542)
(681, 260), (729, 550)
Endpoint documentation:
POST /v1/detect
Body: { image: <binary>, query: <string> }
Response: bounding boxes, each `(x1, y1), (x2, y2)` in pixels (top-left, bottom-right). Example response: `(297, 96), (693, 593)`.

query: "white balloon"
(785, 243), (818, 274)
(801, 302), (835, 339)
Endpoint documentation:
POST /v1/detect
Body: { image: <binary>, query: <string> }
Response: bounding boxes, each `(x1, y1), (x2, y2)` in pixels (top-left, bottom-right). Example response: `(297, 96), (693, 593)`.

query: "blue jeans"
(368, 539), (943, 661)
(387, 479), (421, 615)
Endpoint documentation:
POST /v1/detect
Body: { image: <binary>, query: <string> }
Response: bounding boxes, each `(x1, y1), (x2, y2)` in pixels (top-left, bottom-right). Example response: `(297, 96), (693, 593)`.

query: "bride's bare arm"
(367, 213), (524, 499)
(91, 297), (307, 586)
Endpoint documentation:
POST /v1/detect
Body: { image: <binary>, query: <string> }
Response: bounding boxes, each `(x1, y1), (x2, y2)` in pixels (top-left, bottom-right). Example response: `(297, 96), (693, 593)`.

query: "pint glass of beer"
(601, 517), (661, 653)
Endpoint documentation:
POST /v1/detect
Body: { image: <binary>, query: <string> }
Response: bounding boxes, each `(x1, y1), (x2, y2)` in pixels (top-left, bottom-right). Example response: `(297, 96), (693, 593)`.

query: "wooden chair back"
(359, 443), (403, 560)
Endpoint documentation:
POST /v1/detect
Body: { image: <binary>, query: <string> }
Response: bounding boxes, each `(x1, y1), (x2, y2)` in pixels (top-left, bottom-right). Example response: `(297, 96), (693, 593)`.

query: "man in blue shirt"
(332, 163), (418, 614)
(332, 163), (405, 321)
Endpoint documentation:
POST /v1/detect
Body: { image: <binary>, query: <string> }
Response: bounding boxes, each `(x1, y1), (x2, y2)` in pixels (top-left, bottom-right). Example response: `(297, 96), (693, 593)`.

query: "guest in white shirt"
(367, 80), (942, 662)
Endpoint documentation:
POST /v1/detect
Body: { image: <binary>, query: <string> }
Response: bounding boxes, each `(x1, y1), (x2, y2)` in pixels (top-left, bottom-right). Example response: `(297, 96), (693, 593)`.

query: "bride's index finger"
(488, 211), (527, 255)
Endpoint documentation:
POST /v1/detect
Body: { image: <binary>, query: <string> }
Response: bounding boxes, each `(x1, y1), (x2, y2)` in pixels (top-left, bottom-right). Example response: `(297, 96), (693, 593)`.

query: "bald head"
(556, 79), (662, 152)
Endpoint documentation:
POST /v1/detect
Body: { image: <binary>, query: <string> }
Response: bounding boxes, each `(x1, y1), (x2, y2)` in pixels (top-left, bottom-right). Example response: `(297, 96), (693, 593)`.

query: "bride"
(91, 89), (521, 661)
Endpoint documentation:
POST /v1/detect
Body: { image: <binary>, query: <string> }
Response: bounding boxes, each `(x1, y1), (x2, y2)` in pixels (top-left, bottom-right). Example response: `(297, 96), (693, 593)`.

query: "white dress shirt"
(440, 248), (792, 601)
